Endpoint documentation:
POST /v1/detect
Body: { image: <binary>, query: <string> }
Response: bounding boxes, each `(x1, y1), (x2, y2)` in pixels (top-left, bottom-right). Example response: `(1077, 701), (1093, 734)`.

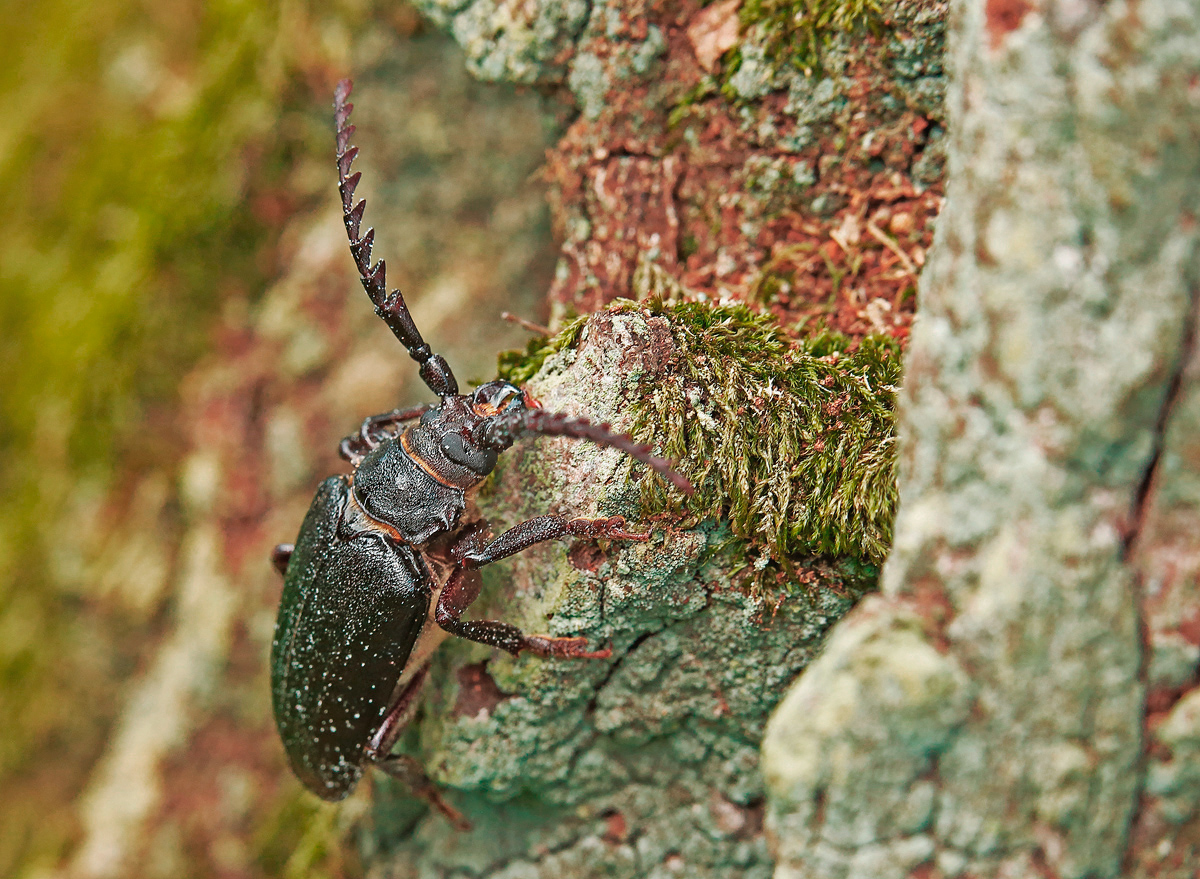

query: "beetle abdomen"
(270, 476), (432, 800)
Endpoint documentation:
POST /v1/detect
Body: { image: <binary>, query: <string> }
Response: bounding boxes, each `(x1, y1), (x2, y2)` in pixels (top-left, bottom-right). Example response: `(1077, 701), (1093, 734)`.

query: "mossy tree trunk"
(762, 0), (1200, 877)
(351, 1), (942, 876)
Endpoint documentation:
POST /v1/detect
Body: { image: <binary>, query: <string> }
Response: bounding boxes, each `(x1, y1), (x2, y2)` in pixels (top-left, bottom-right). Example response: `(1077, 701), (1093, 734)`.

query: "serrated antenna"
(334, 79), (458, 398)
(478, 409), (694, 496)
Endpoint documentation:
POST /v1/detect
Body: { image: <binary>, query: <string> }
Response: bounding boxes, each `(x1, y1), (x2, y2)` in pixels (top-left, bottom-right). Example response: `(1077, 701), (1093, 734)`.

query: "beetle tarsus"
(522, 636), (613, 660)
(568, 516), (650, 542)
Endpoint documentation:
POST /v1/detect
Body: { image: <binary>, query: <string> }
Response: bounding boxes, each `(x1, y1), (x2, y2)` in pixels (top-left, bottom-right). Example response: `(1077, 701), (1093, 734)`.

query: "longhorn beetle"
(269, 80), (692, 828)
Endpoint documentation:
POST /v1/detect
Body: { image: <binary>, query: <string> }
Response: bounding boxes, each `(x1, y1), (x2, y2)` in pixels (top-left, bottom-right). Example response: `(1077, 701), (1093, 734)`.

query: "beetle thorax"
(402, 399), (498, 488)
(350, 438), (467, 545)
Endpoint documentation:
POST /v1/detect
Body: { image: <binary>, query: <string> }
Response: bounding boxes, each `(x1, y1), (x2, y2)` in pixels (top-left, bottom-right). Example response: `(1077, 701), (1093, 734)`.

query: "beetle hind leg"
(374, 755), (471, 831)
(271, 544), (294, 576)
(365, 664), (471, 831)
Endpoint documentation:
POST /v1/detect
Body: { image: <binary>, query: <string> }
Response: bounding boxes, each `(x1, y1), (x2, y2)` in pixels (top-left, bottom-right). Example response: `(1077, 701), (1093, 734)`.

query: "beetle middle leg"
(455, 514), (649, 567)
(434, 515), (649, 658)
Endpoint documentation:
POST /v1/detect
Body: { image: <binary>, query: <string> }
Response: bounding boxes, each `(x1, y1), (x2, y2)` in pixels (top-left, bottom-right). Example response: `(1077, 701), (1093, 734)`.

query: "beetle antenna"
(479, 409), (693, 495)
(334, 79), (459, 398)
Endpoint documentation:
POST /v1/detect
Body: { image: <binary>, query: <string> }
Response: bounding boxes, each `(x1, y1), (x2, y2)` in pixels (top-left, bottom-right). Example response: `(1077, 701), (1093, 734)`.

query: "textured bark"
(761, 0), (1200, 877)
(5, 1), (953, 876)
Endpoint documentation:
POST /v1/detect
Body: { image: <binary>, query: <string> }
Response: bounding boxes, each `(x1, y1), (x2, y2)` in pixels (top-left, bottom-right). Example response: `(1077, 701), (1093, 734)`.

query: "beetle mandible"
(269, 80), (692, 827)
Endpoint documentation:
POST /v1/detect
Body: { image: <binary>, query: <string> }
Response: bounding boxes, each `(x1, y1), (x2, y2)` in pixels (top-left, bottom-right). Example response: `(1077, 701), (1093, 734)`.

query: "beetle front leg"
(432, 514), (649, 659)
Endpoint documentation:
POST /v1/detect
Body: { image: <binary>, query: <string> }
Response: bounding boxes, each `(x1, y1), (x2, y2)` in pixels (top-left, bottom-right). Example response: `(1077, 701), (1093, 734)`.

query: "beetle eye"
(497, 387), (523, 411)
(472, 381), (525, 416)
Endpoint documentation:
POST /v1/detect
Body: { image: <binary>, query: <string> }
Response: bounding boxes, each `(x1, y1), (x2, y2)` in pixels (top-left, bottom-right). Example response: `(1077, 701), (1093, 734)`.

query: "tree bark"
(354, 1), (944, 876)
(762, 0), (1200, 877)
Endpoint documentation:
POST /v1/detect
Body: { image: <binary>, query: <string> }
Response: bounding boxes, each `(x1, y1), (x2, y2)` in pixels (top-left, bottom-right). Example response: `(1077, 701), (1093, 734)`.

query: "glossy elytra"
(269, 80), (692, 828)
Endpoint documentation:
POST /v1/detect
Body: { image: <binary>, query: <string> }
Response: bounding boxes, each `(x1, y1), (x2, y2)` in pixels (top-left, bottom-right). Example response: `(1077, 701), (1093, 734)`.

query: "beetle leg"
(337, 404), (432, 463)
(454, 514), (650, 569)
(363, 665), (471, 830)
(366, 663), (430, 759)
(431, 515), (646, 657)
(271, 544), (294, 576)
(435, 565), (611, 659)
(361, 404), (433, 444)
(375, 754), (471, 831)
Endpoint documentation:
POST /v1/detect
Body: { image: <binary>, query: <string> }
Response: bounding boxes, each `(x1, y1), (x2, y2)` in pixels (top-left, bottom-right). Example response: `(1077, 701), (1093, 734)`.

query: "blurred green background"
(0, 1), (562, 875)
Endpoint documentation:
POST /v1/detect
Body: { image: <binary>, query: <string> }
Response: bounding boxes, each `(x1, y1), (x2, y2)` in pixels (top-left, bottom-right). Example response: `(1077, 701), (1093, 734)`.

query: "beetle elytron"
(269, 80), (692, 827)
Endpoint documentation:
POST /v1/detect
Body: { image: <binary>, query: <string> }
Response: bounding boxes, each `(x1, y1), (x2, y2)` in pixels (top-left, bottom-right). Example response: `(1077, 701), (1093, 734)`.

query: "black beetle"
(269, 80), (692, 827)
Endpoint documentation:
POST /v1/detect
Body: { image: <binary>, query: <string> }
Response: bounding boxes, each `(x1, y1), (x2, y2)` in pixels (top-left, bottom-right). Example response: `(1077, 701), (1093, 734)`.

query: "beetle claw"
(432, 797), (473, 832)
(604, 522), (651, 542)
(524, 635), (612, 660)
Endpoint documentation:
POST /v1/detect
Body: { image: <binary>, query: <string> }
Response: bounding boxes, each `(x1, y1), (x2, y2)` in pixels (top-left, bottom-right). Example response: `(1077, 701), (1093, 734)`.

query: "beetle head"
(402, 381), (535, 486)
(403, 381), (692, 496)
(468, 381), (537, 420)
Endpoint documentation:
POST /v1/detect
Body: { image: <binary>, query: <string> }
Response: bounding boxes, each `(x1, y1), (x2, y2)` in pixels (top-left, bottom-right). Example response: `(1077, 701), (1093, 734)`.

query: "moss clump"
(740, 0), (884, 76)
(630, 298), (899, 569)
(496, 296), (901, 591)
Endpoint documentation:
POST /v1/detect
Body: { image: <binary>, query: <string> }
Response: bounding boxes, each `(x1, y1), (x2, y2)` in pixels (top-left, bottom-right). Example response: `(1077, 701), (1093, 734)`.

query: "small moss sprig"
(496, 314), (588, 385)
(738, 0), (884, 78)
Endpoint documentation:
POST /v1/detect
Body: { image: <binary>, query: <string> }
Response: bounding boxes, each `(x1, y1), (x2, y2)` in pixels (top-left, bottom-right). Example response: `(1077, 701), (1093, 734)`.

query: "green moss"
(630, 299), (899, 569)
(739, 0), (884, 77)
(665, 77), (717, 129)
(496, 295), (901, 593)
